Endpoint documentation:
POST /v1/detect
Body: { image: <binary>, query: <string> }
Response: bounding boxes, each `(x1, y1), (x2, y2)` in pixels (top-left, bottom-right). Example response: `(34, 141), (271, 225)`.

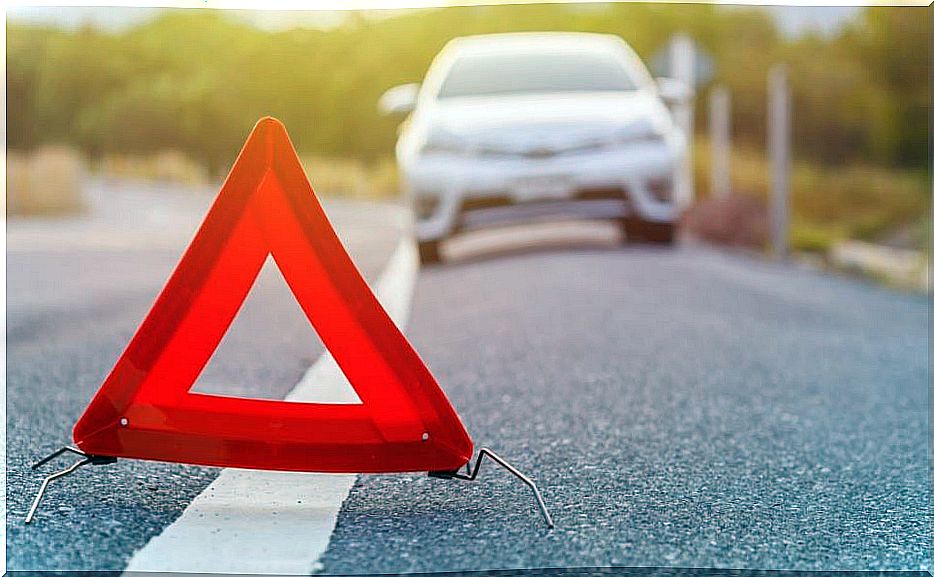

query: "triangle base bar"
(428, 447), (554, 529)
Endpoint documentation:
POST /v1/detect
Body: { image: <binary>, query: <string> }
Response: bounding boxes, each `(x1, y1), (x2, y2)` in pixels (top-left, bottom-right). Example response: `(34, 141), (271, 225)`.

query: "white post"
(671, 33), (695, 210)
(768, 64), (791, 259)
(709, 84), (731, 199)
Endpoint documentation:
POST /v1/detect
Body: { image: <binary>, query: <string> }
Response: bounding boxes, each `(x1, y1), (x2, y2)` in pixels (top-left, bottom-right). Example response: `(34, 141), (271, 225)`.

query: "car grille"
(460, 187), (628, 213)
(474, 140), (609, 159)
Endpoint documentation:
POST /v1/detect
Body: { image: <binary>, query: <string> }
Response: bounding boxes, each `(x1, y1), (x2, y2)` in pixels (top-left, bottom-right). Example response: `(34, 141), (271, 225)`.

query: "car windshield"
(437, 48), (638, 98)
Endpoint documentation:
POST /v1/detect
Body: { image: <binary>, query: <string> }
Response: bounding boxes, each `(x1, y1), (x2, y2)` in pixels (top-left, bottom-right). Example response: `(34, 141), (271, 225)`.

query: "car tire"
(621, 218), (643, 243)
(417, 239), (443, 264)
(643, 221), (676, 245)
(623, 218), (676, 245)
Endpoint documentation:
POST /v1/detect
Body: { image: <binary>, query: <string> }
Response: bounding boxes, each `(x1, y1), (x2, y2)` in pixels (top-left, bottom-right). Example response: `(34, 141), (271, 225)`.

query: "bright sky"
(5, 1), (920, 38)
(4, 0), (914, 7)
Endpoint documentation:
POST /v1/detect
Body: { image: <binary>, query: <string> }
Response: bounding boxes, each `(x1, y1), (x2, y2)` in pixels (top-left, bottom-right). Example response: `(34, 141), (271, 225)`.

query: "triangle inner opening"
(191, 255), (361, 404)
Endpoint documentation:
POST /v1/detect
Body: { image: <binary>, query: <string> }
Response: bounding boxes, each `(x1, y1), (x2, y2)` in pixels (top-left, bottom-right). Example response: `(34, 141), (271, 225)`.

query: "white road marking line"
(122, 237), (420, 575)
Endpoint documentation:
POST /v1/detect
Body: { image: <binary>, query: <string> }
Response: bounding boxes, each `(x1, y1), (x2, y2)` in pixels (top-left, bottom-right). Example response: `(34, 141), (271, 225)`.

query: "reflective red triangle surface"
(73, 117), (473, 473)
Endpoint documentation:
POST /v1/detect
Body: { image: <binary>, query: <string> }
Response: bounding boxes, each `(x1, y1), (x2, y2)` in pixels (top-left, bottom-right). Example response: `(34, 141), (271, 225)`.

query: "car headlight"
(411, 193), (441, 220)
(646, 176), (674, 202)
(419, 128), (468, 156)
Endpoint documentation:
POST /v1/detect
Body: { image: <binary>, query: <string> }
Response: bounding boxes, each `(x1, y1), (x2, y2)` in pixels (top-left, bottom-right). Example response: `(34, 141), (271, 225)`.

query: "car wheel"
(621, 218), (644, 243)
(622, 218), (675, 245)
(643, 221), (676, 245)
(417, 239), (443, 264)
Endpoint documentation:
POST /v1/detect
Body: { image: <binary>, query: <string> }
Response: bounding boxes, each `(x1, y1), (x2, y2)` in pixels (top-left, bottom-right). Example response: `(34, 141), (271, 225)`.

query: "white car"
(379, 32), (688, 263)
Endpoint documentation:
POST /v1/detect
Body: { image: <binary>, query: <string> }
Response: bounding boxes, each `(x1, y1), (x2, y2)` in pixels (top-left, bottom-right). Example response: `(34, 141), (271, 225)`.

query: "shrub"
(98, 150), (209, 185)
(681, 194), (769, 249)
(7, 146), (85, 215)
(693, 137), (928, 254)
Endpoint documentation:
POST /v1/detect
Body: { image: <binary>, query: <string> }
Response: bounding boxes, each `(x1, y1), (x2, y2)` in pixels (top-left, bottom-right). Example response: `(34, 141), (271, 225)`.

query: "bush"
(681, 194), (768, 249)
(693, 136), (928, 254)
(92, 149), (400, 199)
(300, 155), (399, 200)
(98, 150), (209, 185)
(7, 146), (85, 215)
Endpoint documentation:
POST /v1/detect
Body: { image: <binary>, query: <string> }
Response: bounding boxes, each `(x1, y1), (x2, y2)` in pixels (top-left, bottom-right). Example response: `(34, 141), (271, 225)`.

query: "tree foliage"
(7, 5), (928, 174)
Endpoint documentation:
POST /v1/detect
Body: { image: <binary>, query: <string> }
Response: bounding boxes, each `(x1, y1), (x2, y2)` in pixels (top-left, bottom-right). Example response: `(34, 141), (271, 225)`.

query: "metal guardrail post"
(768, 64), (791, 259)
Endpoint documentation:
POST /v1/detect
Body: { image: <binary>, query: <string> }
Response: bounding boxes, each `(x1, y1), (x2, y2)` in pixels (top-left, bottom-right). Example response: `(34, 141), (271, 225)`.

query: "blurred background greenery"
(5, 4), (930, 262)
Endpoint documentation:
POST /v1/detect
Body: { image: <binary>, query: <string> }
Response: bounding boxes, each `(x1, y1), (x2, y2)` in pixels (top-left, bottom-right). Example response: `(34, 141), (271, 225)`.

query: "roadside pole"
(768, 64), (790, 259)
(709, 84), (731, 199)
(671, 33), (695, 210)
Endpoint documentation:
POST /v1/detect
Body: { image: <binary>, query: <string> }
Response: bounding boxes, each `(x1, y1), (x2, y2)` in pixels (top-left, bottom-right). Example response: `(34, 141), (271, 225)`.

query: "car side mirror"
(378, 83), (420, 116)
(655, 77), (694, 106)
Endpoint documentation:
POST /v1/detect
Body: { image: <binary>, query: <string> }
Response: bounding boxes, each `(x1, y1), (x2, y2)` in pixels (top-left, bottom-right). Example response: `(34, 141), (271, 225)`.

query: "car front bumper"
(401, 139), (683, 241)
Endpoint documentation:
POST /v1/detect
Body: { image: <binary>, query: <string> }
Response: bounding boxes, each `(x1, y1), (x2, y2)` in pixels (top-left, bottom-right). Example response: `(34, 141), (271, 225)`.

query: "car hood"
(426, 91), (668, 154)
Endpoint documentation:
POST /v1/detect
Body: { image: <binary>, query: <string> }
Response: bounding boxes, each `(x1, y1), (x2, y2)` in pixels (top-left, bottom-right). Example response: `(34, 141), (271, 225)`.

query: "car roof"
(444, 32), (625, 54)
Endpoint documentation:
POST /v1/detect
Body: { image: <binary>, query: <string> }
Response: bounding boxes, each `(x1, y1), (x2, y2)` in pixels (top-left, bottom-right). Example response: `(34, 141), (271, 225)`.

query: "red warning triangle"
(73, 117), (473, 473)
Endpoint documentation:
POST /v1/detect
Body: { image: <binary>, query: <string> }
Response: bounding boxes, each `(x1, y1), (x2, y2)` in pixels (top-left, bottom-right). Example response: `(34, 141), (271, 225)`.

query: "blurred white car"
(380, 32), (688, 263)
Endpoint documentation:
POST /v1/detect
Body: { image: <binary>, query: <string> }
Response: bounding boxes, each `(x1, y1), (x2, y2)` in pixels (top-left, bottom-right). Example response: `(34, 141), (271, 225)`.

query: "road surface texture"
(6, 178), (406, 570)
(7, 183), (928, 573)
(317, 225), (928, 573)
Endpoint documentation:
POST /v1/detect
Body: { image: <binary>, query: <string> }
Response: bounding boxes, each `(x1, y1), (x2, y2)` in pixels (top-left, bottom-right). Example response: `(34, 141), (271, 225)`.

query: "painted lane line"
(123, 237), (419, 575)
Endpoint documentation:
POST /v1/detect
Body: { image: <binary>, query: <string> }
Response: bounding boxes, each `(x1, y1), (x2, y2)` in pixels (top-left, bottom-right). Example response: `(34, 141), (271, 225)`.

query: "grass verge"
(693, 137), (929, 254)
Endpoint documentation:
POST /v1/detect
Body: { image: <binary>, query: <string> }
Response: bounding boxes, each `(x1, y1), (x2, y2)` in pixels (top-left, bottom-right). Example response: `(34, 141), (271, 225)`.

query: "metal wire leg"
(430, 447), (554, 528)
(31, 446), (87, 470)
(25, 446), (117, 524)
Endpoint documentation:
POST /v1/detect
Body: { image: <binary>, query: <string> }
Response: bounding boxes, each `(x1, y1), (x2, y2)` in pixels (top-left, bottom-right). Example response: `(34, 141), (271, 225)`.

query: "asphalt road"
(6, 179), (405, 570)
(318, 225), (928, 573)
(6, 184), (929, 572)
